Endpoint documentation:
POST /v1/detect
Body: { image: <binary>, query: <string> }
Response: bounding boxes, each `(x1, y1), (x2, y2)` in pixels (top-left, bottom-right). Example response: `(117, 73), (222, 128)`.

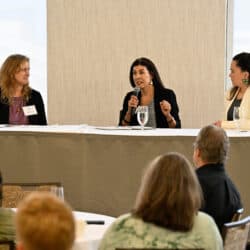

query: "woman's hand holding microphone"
(122, 95), (139, 125)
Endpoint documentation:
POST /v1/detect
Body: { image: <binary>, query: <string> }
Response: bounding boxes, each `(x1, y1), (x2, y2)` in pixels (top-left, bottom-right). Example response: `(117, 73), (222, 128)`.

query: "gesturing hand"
(160, 100), (171, 117)
(214, 120), (222, 127)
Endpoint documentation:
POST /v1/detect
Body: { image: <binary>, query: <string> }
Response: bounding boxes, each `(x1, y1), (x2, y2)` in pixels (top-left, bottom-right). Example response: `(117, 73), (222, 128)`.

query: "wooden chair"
(231, 208), (244, 222)
(2, 182), (63, 208)
(222, 216), (250, 250)
(0, 240), (15, 250)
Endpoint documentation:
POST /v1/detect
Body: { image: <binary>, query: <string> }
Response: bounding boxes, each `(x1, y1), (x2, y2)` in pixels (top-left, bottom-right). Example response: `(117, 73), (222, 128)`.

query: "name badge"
(22, 105), (38, 116)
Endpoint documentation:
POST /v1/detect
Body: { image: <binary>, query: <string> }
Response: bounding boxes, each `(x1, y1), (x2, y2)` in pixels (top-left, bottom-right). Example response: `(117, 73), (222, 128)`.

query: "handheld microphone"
(131, 87), (140, 116)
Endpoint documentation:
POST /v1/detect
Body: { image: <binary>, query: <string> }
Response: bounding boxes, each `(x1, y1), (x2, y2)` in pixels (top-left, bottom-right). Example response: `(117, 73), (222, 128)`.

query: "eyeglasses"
(18, 67), (30, 72)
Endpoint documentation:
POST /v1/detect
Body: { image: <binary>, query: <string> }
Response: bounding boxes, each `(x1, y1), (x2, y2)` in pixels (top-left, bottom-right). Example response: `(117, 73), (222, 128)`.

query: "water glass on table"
(233, 106), (240, 129)
(137, 106), (149, 130)
(51, 186), (64, 200)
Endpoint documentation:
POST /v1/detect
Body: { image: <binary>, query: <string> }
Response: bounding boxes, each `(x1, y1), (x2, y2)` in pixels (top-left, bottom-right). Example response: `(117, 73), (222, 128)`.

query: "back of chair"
(2, 182), (62, 208)
(222, 216), (250, 250)
(0, 240), (15, 250)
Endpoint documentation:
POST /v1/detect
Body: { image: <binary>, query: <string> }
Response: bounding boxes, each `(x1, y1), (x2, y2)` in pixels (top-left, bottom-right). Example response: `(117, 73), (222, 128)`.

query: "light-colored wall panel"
(47, 0), (228, 128)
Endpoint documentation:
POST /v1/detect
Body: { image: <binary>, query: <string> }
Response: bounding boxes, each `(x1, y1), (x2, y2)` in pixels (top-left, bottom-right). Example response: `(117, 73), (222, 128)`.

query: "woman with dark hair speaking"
(119, 57), (181, 128)
(99, 152), (222, 250)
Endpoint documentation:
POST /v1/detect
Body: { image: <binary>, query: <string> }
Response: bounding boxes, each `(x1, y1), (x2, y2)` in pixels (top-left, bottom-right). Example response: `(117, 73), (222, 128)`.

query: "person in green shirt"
(0, 171), (15, 240)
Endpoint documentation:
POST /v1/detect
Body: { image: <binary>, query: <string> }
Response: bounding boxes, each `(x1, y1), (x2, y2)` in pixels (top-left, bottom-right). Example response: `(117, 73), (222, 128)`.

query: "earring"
(242, 79), (249, 85)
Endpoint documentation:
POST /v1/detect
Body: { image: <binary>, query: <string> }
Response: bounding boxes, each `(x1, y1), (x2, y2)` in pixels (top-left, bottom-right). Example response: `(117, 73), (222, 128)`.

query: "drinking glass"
(233, 106), (240, 129)
(51, 186), (64, 200)
(137, 106), (149, 130)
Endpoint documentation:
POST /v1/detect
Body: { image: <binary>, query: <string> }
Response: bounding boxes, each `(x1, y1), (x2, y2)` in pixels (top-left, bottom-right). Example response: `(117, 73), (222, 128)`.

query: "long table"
(0, 125), (249, 217)
(73, 211), (115, 250)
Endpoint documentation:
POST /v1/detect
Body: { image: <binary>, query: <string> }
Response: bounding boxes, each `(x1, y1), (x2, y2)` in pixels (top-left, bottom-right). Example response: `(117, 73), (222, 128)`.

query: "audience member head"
(229, 52), (250, 100)
(0, 54), (30, 103)
(15, 192), (75, 250)
(129, 57), (165, 89)
(193, 125), (229, 167)
(133, 152), (202, 231)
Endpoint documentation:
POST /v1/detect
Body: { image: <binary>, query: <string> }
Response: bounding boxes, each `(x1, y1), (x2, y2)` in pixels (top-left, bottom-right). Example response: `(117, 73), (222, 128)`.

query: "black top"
(196, 163), (242, 232)
(0, 88), (47, 125)
(227, 98), (242, 121)
(119, 87), (181, 128)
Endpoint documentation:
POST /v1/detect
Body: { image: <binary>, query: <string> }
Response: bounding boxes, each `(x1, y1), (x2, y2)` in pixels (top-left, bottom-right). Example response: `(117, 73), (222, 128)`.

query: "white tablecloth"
(2, 125), (250, 216)
(1, 124), (250, 137)
(73, 211), (115, 250)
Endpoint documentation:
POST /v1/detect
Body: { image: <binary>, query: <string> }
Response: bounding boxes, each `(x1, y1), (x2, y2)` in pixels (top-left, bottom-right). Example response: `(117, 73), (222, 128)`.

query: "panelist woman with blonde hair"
(0, 54), (47, 125)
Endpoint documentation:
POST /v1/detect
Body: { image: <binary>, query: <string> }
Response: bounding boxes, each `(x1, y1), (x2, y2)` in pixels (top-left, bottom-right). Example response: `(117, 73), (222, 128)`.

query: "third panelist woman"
(215, 52), (250, 127)
(119, 57), (181, 128)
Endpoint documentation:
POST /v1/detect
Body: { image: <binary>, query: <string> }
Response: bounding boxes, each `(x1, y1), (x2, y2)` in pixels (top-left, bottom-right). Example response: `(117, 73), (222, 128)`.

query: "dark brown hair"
(129, 57), (165, 90)
(228, 52), (250, 100)
(133, 152), (202, 231)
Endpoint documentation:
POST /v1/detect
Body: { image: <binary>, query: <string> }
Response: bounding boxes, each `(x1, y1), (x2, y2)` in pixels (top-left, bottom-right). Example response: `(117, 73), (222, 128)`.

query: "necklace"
(11, 97), (24, 114)
(16, 106), (22, 113)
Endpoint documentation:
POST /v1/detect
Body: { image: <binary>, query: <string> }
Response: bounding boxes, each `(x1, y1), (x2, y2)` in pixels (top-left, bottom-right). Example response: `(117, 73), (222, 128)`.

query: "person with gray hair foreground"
(193, 125), (242, 232)
(15, 192), (75, 250)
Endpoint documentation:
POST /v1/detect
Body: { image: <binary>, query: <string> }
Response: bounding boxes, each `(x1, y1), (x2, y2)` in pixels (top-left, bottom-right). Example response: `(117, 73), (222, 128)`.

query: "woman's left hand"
(160, 100), (171, 117)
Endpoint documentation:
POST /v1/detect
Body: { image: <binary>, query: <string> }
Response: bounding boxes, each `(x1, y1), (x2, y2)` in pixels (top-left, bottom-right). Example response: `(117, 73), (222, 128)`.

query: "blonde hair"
(133, 152), (202, 231)
(16, 192), (75, 250)
(0, 54), (31, 104)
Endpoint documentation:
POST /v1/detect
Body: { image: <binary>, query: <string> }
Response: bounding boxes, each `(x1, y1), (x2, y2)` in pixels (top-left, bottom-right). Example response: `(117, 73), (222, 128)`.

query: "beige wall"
(47, 0), (229, 128)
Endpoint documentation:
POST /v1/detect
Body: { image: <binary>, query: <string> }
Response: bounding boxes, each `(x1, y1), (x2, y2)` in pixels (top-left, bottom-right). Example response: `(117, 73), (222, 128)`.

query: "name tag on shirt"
(22, 105), (38, 116)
